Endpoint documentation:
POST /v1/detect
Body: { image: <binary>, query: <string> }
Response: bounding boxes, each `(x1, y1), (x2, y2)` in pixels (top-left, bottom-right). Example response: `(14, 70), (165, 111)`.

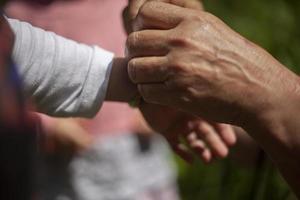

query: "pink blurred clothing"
(6, 0), (140, 136)
(5, 2), (180, 200)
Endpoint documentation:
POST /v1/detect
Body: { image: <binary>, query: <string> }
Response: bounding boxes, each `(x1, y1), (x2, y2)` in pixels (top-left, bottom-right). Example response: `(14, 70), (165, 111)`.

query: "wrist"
(243, 71), (300, 165)
(247, 82), (300, 196)
(105, 57), (138, 102)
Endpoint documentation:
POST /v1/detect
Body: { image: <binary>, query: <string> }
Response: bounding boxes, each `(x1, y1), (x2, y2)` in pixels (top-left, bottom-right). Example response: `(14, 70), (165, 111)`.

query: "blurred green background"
(176, 0), (300, 199)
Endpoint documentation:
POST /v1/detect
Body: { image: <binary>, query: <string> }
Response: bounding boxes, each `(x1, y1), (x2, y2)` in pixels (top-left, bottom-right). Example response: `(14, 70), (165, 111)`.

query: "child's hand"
(139, 103), (236, 163)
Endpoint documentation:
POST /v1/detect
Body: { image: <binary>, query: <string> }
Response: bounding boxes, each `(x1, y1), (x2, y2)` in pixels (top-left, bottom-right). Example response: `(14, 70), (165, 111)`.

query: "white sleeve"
(8, 18), (114, 118)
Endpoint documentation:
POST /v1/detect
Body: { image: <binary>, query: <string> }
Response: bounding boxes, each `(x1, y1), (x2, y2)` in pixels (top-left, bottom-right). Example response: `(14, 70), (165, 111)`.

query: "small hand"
(140, 103), (236, 163)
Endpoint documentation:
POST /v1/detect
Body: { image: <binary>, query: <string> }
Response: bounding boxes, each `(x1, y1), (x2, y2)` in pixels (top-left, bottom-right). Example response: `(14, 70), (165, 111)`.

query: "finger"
(155, 0), (203, 10)
(189, 138), (206, 155)
(187, 132), (205, 152)
(173, 143), (194, 163)
(164, 130), (194, 163)
(128, 0), (201, 21)
(134, 1), (191, 31)
(128, 0), (147, 20)
(214, 123), (237, 146)
(122, 6), (133, 34)
(201, 148), (213, 164)
(196, 121), (229, 158)
(187, 132), (213, 163)
(126, 30), (169, 58)
(128, 57), (168, 84)
(182, 0), (203, 10)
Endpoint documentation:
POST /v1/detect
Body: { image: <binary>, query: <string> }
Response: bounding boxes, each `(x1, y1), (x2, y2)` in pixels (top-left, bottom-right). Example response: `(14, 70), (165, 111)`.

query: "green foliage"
(203, 0), (300, 73)
(177, 156), (297, 200)
(0, 0), (7, 7)
(177, 0), (300, 199)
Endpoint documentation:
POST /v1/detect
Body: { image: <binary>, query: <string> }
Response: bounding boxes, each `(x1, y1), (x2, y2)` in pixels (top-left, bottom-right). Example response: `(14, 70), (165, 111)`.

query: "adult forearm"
(243, 70), (300, 197)
(247, 114), (300, 197)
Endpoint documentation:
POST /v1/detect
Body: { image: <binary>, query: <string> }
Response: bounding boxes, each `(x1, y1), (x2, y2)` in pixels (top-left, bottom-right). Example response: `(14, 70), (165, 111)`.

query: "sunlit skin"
(107, 57), (236, 163)
(126, 0), (300, 197)
(105, 0), (237, 163)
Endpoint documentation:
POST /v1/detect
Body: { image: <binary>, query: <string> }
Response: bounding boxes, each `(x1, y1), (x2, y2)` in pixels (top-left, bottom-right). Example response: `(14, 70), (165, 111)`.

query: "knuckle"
(169, 56), (186, 73)
(126, 32), (138, 49)
(201, 11), (218, 21)
(169, 35), (192, 48)
(184, 10), (203, 21)
(126, 32), (143, 57)
(138, 1), (154, 19)
(128, 59), (137, 82)
(182, 11), (209, 29)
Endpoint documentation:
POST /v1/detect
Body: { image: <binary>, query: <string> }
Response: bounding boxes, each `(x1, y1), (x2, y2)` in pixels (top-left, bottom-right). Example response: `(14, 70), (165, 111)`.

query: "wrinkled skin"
(127, 2), (299, 126)
(123, 0), (203, 34)
(126, 1), (300, 196)
(122, 0), (237, 163)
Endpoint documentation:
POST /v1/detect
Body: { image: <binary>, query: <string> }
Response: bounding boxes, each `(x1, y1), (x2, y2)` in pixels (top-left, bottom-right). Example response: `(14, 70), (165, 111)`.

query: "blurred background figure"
(5, 0), (179, 200)
(0, 12), (37, 200)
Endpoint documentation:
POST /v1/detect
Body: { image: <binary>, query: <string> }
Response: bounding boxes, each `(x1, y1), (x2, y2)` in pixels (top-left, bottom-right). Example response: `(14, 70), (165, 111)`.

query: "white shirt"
(8, 18), (114, 118)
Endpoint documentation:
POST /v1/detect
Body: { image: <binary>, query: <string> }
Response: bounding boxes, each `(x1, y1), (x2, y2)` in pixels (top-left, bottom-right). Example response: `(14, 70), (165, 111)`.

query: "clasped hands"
(123, 0), (299, 163)
(123, 0), (238, 163)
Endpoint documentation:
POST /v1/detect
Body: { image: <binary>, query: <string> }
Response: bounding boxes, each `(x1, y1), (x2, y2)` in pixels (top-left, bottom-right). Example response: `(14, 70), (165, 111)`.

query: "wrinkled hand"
(123, 0), (203, 34)
(126, 1), (299, 127)
(124, 0), (237, 163)
(140, 103), (236, 163)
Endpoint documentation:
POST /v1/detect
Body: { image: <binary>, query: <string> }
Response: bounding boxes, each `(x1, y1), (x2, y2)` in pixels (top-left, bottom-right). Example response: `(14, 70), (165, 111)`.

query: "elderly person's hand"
(126, 1), (298, 127)
(126, 1), (300, 196)
(124, 0), (238, 163)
